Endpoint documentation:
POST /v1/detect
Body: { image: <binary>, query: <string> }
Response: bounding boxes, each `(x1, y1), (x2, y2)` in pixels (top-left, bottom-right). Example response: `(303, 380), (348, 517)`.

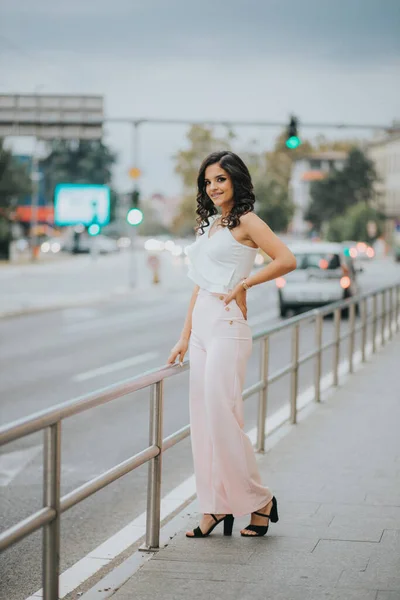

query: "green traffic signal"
(88, 224), (101, 236)
(127, 208), (143, 226)
(285, 136), (301, 149)
(285, 116), (301, 150)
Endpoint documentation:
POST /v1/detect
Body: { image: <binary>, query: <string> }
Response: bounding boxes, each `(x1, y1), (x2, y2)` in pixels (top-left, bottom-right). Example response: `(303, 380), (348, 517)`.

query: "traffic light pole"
(129, 121), (141, 288)
(30, 137), (40, 261)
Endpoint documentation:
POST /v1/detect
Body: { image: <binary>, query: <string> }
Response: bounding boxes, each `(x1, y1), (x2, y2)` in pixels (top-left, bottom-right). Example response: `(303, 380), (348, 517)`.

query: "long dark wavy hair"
(195, 151), (256, 235)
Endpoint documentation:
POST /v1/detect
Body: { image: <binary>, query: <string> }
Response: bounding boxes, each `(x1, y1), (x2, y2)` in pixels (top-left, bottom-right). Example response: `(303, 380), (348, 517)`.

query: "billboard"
(54, 184), (110, 227)
(0, 94), (103, 139)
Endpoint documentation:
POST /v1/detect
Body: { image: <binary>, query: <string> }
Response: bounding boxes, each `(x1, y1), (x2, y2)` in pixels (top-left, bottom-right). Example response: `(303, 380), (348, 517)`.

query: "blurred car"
(63, 234), (119, 254)
(40, 238), (63, 254)
(393, 229), (400, 262)
(276, 242), (359, 318)
(342, 240), (375, 261)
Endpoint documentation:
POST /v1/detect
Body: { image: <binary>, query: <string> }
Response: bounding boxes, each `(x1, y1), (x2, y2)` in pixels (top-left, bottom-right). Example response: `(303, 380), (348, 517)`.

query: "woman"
(167, 151), (296, 538)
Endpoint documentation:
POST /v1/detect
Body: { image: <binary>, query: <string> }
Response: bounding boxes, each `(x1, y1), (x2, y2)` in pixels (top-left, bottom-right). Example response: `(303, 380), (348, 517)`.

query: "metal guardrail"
(1, 283), (399, 600)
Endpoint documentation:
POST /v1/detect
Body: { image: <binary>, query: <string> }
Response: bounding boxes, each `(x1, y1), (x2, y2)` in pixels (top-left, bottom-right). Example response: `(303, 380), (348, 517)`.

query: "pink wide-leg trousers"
(189, 289), (273, 517)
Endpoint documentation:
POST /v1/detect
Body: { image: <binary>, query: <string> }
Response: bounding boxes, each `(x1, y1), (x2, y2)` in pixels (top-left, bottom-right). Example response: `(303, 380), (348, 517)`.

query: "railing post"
(314, 313), (323, 402)
(372, 294), (377, 353)
(348, 303), (356, 373)
(256, 337), (269, 452)
(361, 298), (367, 363)
(143, 381), (164, 551)
(333, 308), (340, 386)
(290, 324), (300, 424)
(43, 422), (61, 600)
(381, 290), (386, 346)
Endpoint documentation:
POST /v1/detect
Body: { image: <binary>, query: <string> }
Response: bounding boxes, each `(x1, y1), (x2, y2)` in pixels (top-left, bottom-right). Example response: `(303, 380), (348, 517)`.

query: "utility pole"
(30, 138), (40, 261)
(128, 120), (143, 288)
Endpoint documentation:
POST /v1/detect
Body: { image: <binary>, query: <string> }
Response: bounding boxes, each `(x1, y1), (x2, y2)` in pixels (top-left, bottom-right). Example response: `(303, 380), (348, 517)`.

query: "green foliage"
(254, 177), (294, 232)
(0, 138), (32, 212)
(305, 148), (378, 232)
(327, 203), (384, 243)
(0, 139), (32, 258)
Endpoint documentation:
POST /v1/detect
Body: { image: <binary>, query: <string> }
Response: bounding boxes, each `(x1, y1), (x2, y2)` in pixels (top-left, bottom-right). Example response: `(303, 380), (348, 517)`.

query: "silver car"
(276, 242), (359, 317)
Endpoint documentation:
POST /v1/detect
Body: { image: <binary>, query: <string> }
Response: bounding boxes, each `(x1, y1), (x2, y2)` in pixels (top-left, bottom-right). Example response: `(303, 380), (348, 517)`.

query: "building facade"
(367, 133), (400, 222)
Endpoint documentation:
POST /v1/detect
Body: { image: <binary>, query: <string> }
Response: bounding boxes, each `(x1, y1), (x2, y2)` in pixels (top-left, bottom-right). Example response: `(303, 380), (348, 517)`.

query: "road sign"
(54, 184), (110, 227)
(128, 167), (141, 179)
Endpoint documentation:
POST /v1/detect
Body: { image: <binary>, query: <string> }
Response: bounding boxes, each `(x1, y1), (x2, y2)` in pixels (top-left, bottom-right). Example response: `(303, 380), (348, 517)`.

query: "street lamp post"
(128, 120), (143, 288)
(30, 139), (41, 261)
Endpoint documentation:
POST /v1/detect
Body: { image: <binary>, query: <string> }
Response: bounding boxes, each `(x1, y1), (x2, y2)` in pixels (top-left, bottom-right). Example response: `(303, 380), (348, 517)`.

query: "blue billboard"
(54, 184), (110, 227)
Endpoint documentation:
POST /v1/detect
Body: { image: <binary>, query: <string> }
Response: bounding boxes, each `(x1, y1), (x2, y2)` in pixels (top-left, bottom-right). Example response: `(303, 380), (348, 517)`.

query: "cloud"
(1, 0), (399, 65)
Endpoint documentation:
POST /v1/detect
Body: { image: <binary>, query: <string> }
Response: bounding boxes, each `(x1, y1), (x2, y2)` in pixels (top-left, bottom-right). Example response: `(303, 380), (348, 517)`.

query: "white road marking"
(25, 334), (388, 600)
(0, 445), (42, 487)
(62, 303), (186, 334)
(72, 352), (159, 382)
(62, 308), (101, 321)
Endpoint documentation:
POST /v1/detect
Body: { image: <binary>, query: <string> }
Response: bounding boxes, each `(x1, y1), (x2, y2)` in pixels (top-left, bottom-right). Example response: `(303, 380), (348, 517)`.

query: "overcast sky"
(1, 0), (399, 196)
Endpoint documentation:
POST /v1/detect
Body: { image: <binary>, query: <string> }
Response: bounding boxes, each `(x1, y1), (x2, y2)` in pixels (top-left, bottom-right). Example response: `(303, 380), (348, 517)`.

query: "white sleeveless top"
(185, 216), (258, 293)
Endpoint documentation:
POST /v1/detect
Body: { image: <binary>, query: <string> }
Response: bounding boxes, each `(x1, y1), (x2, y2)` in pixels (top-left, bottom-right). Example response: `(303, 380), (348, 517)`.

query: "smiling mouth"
(211, 193), (223, 198)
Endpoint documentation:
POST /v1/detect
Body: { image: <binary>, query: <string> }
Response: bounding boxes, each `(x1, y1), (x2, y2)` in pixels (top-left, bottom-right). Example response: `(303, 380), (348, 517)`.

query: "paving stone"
(310, 539), (377, 569)
(238, 584), (379, 600)
(376, 592), (400, 600)
(140, 558), (344, 587)
(339, 567), (400, 592)
(111, 575), (247, 600)
(315, 503), (400, 526)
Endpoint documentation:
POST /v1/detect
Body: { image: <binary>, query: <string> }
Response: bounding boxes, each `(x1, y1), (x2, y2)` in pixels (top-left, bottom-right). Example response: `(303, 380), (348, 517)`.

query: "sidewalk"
(108, 335), (400, 600)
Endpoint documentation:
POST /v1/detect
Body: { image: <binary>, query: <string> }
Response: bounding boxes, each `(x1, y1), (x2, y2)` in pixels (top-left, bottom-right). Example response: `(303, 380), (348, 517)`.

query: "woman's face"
(204, 163), (234, 211)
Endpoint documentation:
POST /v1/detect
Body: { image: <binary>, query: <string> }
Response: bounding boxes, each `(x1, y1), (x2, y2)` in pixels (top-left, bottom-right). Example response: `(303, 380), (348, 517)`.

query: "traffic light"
(285, 116), (301, 149)
(127, 208), (143, 226)
(127, 188), (143, 225)
(88, 223), (101, 236)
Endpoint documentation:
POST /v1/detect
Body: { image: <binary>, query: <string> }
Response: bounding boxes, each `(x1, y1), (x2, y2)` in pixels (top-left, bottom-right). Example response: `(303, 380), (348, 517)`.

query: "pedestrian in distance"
(167, 151), (297, 538)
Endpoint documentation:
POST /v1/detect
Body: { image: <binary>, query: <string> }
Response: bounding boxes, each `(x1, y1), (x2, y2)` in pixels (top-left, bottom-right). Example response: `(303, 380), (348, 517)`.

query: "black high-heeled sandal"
(241, 496), (279, 537)
(186, 513), (234, 538)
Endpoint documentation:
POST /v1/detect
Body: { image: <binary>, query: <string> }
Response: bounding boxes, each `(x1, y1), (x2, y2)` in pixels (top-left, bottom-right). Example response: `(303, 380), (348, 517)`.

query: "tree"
(327, 203), (384, 243)
(305, 148), (378, 233)
(254, 177), (294, 232)
(0, 139), (32, 259)
(40, 139), (117, 219)
(172, 125), (235, 235)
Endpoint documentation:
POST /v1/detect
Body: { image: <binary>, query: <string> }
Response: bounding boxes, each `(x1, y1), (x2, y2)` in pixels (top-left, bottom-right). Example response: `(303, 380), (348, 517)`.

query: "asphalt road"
(1, 256), (399, 600)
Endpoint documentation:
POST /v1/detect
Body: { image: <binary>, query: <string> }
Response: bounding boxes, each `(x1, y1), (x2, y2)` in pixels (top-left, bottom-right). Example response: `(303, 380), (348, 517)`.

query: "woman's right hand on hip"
(167, 338), (189, 366)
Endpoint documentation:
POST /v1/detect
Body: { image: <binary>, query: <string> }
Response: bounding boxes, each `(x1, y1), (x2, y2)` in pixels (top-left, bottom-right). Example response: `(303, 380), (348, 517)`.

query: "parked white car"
(277, 242), (359, 317)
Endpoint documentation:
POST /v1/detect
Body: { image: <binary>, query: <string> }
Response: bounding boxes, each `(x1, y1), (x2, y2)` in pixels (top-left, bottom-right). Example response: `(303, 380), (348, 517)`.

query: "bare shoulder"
(240, 212), (271, 237)
(240, 212), (264, 228)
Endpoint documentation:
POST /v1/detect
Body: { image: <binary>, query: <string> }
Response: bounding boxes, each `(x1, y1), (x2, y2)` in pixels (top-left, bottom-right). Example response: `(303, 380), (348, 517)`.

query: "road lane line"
(25, 335), (382, 600)
(73, 352), (159, 382)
